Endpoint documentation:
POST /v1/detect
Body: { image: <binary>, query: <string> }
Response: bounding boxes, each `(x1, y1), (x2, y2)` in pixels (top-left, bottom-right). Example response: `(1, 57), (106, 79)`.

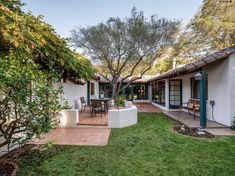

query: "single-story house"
(58, 46), (235, 127)
(148, 46), (235, 127)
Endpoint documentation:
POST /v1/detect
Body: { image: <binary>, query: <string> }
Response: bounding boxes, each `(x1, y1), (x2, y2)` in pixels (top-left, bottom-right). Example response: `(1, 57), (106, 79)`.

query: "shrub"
(0, 50), (62, 150)
(115, 95), (126, 107)
(232, 116), (235, 131)
(61, 100), (72, 109)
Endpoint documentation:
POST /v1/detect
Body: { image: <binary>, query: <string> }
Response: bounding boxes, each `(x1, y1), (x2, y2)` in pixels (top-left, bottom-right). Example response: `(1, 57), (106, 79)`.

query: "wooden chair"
(80, 97), (86, 113)
(180, 98), (200, 119)
(90, 100), (105, 118)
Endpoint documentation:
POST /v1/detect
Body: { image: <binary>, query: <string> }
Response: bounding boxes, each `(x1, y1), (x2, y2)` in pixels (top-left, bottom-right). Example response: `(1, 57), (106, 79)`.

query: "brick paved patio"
(134, 102), (161, 113)
(78, 107), (108, 126)
(29, 127), (111, 146)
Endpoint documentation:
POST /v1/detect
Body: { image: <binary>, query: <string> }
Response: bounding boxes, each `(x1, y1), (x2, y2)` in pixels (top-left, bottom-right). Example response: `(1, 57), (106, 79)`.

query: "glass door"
(151, 81), (166, 106)
(169, 80), (182, 109)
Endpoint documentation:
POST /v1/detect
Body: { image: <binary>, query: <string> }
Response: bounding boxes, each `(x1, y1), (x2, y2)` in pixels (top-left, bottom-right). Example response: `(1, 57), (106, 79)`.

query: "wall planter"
(57, 109), (79, 127)
(108, 101), (138, 128)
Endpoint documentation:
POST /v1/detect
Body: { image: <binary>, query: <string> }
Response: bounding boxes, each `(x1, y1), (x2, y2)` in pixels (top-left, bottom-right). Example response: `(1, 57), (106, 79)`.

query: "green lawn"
(18, 113), (235, 176)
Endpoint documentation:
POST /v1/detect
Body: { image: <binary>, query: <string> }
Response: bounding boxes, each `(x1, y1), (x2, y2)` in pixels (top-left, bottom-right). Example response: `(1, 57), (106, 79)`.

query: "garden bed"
(174, 125), (215, 138)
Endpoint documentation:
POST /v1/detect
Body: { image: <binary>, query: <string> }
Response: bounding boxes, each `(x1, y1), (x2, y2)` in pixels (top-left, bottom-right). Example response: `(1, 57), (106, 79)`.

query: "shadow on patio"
(164, 111), (235, 136)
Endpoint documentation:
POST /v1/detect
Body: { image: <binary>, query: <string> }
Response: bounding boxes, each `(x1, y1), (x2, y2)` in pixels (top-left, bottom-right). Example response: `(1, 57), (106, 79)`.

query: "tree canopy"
(71, 8), (180, 98)
(0, 0), (95, 80)
(177, 0), (235, 58)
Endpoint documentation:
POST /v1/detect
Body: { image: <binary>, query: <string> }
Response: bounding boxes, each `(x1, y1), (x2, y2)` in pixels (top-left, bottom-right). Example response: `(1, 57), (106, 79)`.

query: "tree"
(148, 47), (189, 74)
(70, 8), (180, 99)
(0, 1), (95, 150)
(177, 0), (235, 59)
(0, 49), (61, 148)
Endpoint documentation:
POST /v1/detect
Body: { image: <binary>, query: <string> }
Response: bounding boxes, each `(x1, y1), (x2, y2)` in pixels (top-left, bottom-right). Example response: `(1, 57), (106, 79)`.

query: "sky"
(21, 0), (203, 38)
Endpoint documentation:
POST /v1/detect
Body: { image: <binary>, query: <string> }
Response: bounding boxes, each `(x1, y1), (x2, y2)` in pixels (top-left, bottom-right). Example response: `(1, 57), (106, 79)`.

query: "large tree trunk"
(111, 80), (124, 100)
(111, 82), (118, 99)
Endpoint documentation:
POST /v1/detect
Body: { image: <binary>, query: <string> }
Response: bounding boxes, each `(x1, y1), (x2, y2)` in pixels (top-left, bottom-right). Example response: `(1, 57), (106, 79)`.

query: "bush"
(61, 100), (72, 109)
(0, 50), (62, 150)
(115, 95), (126, 107)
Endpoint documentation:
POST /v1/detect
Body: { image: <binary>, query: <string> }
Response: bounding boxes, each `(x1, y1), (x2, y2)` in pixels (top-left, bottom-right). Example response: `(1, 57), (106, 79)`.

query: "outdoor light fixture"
(100, 90), (104, 99)
(194, 72), (202, 80)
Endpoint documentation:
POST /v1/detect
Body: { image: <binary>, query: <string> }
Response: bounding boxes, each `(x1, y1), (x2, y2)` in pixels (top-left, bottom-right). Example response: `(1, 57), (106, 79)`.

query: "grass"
(18, 113), (235, 176)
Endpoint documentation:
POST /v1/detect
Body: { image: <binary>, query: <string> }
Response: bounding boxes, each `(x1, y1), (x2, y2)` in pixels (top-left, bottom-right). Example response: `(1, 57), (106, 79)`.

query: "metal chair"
(90, 100), (105, 118)
(80, 97), (86, 113)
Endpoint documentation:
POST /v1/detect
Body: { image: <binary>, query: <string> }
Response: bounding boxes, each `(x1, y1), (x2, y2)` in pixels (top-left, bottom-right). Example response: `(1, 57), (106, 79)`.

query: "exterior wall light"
(194, 72), (202, 80)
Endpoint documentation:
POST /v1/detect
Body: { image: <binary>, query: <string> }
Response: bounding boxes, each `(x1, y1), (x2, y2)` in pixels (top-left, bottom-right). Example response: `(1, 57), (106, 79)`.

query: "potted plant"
(115, 95), (125, 108)
(57, 100), (79, 127)
(61, 100), (72, 109)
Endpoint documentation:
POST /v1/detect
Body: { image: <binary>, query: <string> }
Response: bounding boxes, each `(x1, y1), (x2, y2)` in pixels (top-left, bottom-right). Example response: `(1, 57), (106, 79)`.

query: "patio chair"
(80, 97), (87, 113)
(90, 100), (105, 118)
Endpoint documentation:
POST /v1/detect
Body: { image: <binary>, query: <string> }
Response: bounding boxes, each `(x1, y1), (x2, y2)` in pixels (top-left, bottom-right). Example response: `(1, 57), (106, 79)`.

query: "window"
(191, 77), (208, 99)
(169, 80), (182, 109)
(99, 83), (112, 98)
(90, 82), (95, 95)
(132, 84), (146, 100)
(152, 81), (165, 106)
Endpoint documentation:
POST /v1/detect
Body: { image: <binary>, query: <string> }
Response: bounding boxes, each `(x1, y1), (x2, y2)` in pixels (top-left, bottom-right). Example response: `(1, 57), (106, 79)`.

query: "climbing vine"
(0, 0), (95, 150)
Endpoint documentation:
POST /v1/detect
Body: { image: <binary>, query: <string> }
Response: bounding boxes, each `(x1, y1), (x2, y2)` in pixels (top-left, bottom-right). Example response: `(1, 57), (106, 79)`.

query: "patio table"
(90, 98), (111, 114)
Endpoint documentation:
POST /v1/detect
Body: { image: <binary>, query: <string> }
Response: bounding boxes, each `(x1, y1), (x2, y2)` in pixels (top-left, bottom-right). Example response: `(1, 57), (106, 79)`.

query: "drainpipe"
(200, 69), (207, 128)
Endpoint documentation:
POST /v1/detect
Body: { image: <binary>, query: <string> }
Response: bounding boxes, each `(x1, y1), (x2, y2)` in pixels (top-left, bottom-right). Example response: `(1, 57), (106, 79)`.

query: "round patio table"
(90, 98), (111, 114)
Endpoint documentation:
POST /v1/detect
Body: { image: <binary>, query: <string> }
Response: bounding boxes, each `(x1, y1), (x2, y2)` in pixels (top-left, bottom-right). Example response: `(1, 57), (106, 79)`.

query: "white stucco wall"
(54, 80), (100, 109)
(54, 81), (88, 109)
(206, 59), (231, 126)
(229, 53), (235, 125)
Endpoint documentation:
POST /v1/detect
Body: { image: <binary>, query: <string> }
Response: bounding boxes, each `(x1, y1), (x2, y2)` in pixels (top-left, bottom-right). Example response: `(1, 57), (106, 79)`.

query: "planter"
(57, 109), (79, 127)
(108, 101), (137, 128)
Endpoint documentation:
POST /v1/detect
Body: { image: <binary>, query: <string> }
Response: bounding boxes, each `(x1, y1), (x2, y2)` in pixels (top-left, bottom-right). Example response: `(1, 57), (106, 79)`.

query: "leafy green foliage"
(177, 0), (235, 58)
(73, 53), (96, 81)
(0, 1), (95, 80)
(150, 47), (189, 74)
(115, 95), (126, 107)
(0, 1), (94, 150)
(0, 49), (62, 148)
(18, 113), (235, 176)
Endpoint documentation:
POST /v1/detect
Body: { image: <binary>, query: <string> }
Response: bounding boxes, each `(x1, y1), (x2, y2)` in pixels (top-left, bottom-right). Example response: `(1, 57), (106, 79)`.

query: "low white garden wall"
(57, 109), (79, 128)
(108, 101), (138, 128)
